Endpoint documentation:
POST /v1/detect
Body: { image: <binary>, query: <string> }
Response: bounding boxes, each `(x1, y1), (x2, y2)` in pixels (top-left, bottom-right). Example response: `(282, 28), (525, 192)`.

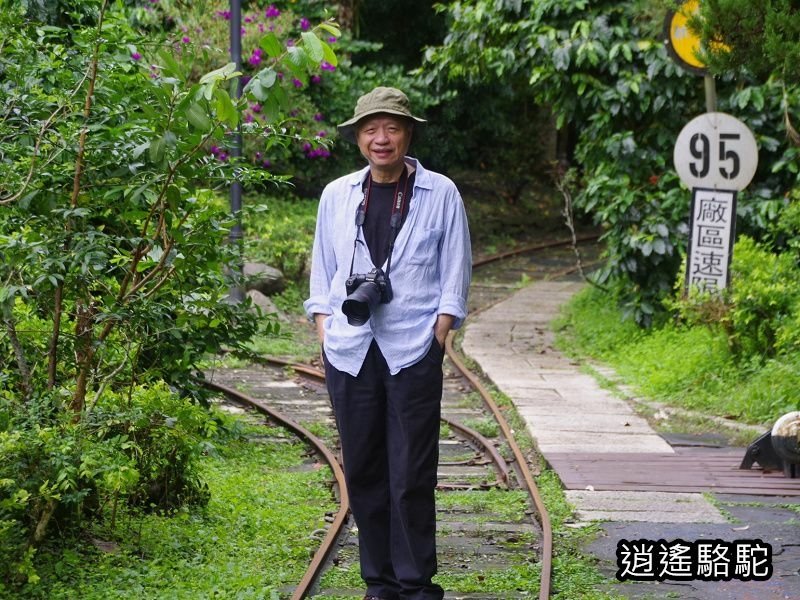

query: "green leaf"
(157, 49), (183, 78)
(317, 22), (341, 39)
(301, 32), (324, 63)
(199, 62), (238, 85)
(149, 136), (166, 164)
(213, 88), (238, 128)
(185, 102), (212, 131)
(285, 46), (308, 73)
(259, 33), (283, 58)
(320, 39), (338, 67)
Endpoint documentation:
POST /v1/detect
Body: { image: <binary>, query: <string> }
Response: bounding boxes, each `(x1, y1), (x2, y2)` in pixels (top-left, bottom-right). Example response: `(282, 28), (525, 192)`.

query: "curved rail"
(259, 350), (552, 598)
(200, 379), (350, 600)
(444, 332), (553, 600)
(255, 358), (512, 485)
(472, 233), (599, 268)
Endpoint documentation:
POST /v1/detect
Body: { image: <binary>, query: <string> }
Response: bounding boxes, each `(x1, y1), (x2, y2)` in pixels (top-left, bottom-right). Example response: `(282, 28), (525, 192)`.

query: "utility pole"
(228, 0), (244, 302)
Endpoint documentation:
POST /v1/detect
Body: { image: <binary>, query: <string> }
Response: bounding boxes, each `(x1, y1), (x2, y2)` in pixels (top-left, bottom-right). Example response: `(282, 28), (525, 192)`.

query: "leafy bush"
(725, 236), (800, 358)
(0, 0), (338, 586)
(244, 194), (318, 280)
(0, 383), (217, 590)
(671, 235), (800, 359)
(89, 383), (216, 510)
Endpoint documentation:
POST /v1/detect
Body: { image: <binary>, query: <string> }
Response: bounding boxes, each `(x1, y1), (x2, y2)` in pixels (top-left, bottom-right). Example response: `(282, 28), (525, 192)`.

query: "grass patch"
(21, 417), (336, 600)
(436, 489), (529, 522)
(554, 286), (800, 426)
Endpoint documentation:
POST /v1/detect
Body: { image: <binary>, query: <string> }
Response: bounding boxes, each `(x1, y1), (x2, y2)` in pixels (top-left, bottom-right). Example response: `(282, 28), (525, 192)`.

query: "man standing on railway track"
(304, 86), (472, 600)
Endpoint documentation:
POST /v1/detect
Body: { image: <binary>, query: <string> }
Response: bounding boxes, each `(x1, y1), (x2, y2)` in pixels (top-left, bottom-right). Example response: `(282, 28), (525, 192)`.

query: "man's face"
(356, 114), (413, 179)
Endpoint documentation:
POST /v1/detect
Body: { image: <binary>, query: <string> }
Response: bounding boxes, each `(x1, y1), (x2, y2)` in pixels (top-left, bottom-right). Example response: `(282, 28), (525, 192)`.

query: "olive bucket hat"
(337, 86), (426, 144)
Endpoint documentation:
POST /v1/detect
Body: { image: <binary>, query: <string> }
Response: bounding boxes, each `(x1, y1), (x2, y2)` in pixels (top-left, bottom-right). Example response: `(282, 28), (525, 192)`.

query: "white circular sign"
(673, 112), (758, 191)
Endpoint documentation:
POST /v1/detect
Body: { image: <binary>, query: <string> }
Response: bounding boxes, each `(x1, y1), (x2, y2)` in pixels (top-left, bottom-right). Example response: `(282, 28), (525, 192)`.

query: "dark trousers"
(324, 339), (445, 600)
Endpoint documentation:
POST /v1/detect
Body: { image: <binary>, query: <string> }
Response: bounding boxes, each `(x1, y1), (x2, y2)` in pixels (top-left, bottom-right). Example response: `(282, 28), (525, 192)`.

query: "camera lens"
(342, 281), (382, 326)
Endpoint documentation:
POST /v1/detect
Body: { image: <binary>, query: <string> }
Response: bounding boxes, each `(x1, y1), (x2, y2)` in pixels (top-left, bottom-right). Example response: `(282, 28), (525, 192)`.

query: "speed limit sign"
(673, 112), (758, 191)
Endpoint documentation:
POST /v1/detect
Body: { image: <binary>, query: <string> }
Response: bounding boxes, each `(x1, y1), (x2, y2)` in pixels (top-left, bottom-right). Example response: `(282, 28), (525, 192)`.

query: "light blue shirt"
(304, 158), (472, 376)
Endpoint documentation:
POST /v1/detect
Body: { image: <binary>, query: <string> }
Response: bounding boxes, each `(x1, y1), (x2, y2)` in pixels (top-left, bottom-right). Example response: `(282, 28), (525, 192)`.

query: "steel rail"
(267, 359), (512, 487)
(200, 379), (350, 600)
(252, 358), (512, 486)
(472, 233), (599, 268)
(444, 332), (554, 600)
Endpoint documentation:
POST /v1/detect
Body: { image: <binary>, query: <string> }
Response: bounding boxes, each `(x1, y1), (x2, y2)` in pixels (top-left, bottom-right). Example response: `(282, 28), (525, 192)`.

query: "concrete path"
(462, 279), (725, 524)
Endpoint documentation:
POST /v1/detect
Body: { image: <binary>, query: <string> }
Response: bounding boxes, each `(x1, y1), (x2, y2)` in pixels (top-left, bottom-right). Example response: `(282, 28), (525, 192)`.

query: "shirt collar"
(347, 157), (432, 190)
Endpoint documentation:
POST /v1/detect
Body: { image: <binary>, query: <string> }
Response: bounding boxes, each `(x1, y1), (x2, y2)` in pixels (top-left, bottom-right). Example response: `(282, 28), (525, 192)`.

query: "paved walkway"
(461, 279), (800, 599)
(462, 279), (725, 523)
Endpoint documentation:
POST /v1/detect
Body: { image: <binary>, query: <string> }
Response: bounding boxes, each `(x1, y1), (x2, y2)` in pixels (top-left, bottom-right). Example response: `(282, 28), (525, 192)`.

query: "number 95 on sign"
(673, 112), (758, 192)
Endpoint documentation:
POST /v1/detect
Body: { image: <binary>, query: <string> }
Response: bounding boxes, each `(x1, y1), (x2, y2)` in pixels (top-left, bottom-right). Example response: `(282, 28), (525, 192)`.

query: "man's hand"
(434, 314), (456, 349)
(313, 313), (327, 344)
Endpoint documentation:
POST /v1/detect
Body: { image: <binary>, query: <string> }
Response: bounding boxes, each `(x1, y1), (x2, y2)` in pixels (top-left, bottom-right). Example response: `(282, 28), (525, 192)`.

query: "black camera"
(342, 268), (393, 326)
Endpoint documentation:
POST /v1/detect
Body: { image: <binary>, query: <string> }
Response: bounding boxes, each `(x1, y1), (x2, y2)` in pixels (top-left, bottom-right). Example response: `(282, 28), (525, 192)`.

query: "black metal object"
(227, 0), (244, 303)
(740, 431), (799, 478)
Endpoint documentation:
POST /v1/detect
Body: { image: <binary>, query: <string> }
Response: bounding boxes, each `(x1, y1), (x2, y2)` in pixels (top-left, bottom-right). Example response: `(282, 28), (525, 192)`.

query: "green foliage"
(557, 285), (800, 423)
(0, 0), (339, 586)
(425, 0), (800, 324)
(692, 0), (800, 81)
(724, 236), (800, 357)
(89, 383), (216, 509)
(244, 195), (319, 281)
(17, 416), (336, 599)
(0, 384), (217, 590)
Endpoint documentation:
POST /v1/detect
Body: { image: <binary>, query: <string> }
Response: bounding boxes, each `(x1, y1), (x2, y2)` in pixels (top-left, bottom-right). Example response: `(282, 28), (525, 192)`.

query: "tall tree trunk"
(70, 298), (95, 415)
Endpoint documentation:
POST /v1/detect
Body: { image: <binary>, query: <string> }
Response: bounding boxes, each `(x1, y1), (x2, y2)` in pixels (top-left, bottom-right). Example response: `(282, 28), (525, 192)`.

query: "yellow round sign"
(665, 0), (706, 73)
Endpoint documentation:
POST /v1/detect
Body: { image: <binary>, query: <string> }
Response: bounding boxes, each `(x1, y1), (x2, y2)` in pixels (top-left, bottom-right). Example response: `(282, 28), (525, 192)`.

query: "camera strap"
(349, 167), (410, 279)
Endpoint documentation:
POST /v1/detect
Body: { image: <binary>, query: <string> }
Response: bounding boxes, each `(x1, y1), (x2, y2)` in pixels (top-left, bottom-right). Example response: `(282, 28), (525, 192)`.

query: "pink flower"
(131, 52), (142, 61)
(265, 4), (280, 18)
(328, 36), (337, 43)
(292, 78), (303, 88)
(216, 10), (231, 20)
(320, 61), (336, 71)
(300, 18), (311, 31)
(313, 113), (324, 121)
(181, 36), (191, 44)
(310, 75), (322, 85)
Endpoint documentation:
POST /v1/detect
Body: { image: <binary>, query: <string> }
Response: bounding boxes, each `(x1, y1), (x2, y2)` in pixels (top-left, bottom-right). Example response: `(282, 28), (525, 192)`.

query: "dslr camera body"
(342, 268), (393, 326)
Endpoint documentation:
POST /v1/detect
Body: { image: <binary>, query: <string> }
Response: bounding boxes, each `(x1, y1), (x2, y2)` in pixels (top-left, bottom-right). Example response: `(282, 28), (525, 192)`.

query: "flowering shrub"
(137, 0), (341, 191)
(0, 0), (339, 585)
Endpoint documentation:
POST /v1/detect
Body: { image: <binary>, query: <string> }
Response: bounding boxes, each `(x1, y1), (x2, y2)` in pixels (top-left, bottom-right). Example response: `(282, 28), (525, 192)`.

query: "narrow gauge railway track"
(205, 234), (600, 599)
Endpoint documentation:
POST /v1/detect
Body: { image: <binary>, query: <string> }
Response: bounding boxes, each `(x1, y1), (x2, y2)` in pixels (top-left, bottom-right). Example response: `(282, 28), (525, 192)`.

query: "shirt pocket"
(406, 227), (443, 267)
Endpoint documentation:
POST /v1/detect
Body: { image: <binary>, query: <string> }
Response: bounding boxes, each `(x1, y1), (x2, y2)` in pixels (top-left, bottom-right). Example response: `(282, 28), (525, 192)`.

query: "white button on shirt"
(304, 158), (472, 376)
